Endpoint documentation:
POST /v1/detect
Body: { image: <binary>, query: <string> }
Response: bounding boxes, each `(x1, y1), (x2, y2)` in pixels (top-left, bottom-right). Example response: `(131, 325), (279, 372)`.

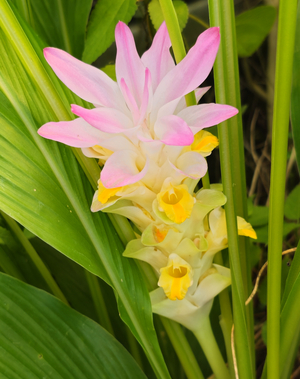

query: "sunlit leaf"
(10, 0), (92, 58)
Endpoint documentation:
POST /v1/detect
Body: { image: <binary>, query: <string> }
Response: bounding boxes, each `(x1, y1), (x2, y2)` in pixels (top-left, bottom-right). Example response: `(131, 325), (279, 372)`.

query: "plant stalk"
(266, 0), (297, 378)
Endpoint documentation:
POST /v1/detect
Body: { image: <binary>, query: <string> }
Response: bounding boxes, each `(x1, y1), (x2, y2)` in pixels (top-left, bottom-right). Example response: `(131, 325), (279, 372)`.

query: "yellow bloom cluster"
(93, 130), (257, 327)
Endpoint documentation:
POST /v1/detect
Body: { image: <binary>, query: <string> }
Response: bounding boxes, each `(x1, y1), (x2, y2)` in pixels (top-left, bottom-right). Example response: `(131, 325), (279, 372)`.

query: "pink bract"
(38, 21), (238, 189)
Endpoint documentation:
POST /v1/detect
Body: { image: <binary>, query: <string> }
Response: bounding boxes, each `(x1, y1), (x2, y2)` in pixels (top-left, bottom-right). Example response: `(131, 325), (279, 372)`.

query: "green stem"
(160, 318), (205, 379)
(158, 0), (196, 106)
(188, 14), (209, 29)
(203, 171), (234, 377)
(207, 0), (255, 377)
(201, 171), (210, 189)
(0, 210), (69, 305)
(266, 1), (297, 378)
(214, 252), (234, 378)
(84, 270), (114, 335)
(193, 316), (230, 379)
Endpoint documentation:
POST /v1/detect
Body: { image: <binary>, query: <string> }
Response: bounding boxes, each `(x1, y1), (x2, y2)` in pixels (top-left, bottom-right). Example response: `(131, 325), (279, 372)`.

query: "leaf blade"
(82, 0), (137, 64)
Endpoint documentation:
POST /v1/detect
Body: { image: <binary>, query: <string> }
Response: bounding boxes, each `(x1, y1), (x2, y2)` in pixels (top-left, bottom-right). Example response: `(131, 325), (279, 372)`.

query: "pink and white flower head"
(38, 22), (238, 194)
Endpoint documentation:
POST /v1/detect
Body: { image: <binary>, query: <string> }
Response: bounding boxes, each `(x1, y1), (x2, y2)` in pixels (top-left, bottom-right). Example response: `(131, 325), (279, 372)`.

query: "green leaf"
(0, 3), (170, 377)
(255, 222), (299, 244)
(248, 205), (269, 227)
(278, 241), (300, 379)
(236, 6), (277, 57)
(101, 64), (117, 82)
(291, 3), (300, 173)
(10, 0), (93, 58)
(148, 0), (189, 32)
(0, 273), (147, 379)
(82, 0), (137, 64)
(284, 184), (300, 221)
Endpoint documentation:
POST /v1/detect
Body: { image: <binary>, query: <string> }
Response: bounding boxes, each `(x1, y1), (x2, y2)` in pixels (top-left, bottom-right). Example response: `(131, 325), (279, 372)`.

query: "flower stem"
(160, 318), (205, 379)
(201, 171), (210, 189)
(0, 210), (69, 305)
(139, 262), (205, 379)
(266, 0), (298, 378)
(158, 0), (196, 107)
(214, 252), (234, 377)
(193, 316), (230, 379)
(207, 0), (255, 377)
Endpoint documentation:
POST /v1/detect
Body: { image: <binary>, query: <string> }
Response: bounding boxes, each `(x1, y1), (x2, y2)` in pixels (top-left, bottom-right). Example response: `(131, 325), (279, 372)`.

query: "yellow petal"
(157, 184), (195, 224)
(97, 181), (123, 204)
(191, 130), (219, 155)
(237, 216), (257, 239)
(158, 255), (193, 300)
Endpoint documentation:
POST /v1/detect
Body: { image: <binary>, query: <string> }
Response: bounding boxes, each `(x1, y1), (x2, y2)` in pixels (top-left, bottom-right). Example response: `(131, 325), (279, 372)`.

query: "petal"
(123, 239), (168, 272)
(101, 150), (148, 188)
(192, 265), (231, 308)
(141, 22), (175, 91)
(119, 78), (140, 124)
(43, 47), (125, 109)
(115, 22), (145, 106)
(138, 68), (153, 124)
(154, 115), (194, 146)
(38, 118), (103, 147)
(97, 135), (137, 153)
(152, 27), (220, 112)
(154, 97), (181, 123)
(169, 151), (208, 179)
(178, 103), (238, 133)
(174, 86), (211, 114)
(71, 104), (133, 133)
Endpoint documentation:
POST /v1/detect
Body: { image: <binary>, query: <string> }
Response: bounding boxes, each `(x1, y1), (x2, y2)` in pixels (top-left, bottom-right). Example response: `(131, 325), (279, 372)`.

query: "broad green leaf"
(11, 0), (93, 58)
(0, 273), (147, 379)
(82, 0), (137, 64)
(0, 3), (170, 377)
(248, 205), (269, 227)
(291, 2), (300, 173)
(236, 6), (277, 57)
(284, 184), (300, 221)
(148, 0), (189, 32)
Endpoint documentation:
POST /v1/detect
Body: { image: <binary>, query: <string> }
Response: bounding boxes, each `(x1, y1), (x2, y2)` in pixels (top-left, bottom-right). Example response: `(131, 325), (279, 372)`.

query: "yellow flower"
(158, 254), (193, 300)
(189, 130), (219, 157)
(97, 181), (123, 204)
(157, 183), (195, 224)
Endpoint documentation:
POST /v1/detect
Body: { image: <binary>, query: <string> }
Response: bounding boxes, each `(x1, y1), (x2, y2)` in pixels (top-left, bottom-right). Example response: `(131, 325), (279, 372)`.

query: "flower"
(151, 264), (231, 332)
(38, 21), (238, 204)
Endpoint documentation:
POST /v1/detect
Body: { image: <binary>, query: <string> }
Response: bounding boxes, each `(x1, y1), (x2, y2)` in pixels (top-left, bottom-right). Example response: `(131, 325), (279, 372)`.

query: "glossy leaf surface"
(0, 273), (147, 379)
